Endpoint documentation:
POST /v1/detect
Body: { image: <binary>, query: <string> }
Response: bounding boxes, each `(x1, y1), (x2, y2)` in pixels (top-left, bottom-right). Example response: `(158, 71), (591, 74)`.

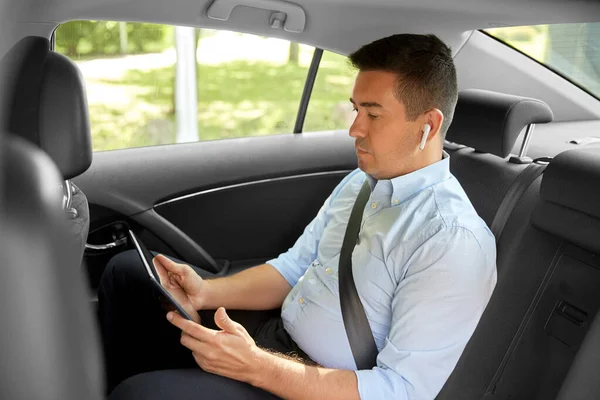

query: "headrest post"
(62, 179), (73, 211)
(518, 123), (535, 158)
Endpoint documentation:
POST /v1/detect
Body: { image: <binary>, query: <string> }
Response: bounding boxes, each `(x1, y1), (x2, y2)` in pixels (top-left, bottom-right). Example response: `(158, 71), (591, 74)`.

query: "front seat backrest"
(0, 35), (102, 400)
(5, 36), (92, 264)
(0, 132), (103, 400)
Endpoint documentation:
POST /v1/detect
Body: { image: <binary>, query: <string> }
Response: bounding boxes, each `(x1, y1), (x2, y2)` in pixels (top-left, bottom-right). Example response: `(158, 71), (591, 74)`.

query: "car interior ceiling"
(1, 0), (600, 399)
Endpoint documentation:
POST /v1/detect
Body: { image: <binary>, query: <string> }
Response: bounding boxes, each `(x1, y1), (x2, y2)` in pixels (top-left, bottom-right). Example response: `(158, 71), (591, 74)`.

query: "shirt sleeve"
(355, 226), (497, 400)
(267, 169), (364, 287)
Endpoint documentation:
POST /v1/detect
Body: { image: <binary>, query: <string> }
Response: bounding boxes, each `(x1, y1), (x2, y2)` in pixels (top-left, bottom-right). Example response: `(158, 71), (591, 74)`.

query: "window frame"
(294, 48), (323, 133)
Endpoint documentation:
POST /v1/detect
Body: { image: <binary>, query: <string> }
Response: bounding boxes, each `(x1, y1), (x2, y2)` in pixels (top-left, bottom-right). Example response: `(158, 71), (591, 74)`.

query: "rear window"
(485, 23), (600, 99)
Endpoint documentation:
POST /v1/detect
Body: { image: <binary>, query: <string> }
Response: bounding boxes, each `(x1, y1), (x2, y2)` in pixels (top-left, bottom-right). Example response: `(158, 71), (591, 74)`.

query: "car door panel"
(153, 169), (351, 261)
(74, 130), (357, 285)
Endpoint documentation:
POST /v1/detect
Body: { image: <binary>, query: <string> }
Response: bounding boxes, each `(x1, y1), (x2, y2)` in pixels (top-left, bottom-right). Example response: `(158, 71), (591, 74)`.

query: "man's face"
(349, 70), (423, 180)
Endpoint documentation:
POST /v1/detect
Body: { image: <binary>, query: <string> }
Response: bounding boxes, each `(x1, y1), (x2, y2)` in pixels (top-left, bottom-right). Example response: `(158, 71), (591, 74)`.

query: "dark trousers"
(98, 250), (296, 399)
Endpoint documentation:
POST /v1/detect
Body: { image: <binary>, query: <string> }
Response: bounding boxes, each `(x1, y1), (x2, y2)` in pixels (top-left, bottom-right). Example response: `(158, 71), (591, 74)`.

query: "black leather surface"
(490, 162), (546, 239)
(39, 51), (92, 179)
(436, 179), (548, 399)
(447, 147), (526, 227)
(4, 36), (92, 179)
(0, 36), (102, 398)
(483, 244), (600, 399)
(1, 133), (103, 400)
(153, 170), (349, 261)
(533, 202), (600, 255)
(438, 191), (600, 400)
(532, 148), (600, 254)
(556, 309), (600, 400)
(446, 89), (554, 158)
(539, 148), (600, 220)
(2, 36), (47, 145)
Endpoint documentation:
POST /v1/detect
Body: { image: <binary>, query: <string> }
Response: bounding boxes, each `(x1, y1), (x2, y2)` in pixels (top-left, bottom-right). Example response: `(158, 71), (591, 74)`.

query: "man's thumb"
(155, 254), (184, 274)
(215, 307), (237, 333)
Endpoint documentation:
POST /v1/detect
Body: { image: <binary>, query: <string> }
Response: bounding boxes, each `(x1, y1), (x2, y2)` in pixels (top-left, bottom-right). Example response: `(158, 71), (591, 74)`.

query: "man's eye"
(368, 114), (379, 120)
(352, 108), (358, 113)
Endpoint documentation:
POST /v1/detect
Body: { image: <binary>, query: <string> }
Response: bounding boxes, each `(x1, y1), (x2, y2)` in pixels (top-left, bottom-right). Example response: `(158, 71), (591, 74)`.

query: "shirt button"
(393, 198), (399, 205)
(371, 202), (378, 209)
(325, 267), (333, 274)
(298, 297), (305, 305)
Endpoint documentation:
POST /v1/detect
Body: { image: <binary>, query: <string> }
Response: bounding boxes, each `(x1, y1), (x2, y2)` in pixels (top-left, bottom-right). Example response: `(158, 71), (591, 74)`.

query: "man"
(101, 33), (497, 400)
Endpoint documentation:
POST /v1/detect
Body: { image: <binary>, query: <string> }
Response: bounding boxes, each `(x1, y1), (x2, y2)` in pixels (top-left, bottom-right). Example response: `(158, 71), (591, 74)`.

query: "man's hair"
(348, 34), (458, 137)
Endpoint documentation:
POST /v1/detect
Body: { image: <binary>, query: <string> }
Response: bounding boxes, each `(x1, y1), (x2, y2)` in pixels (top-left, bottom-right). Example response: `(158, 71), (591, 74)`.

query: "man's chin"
(357, 158), (374, 174)
(357, 158), (385, 180)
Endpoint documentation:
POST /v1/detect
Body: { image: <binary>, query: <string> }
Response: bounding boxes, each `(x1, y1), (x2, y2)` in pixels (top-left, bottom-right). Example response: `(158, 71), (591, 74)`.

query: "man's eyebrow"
(349, 98), (383, 108)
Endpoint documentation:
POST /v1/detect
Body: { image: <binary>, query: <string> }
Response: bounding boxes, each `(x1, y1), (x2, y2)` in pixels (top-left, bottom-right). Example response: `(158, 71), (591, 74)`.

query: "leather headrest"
(5, 36), (92, 180)
(446, 89), (554, 158)
(532, 148), (600, 254)
(39, 51), (92, 179)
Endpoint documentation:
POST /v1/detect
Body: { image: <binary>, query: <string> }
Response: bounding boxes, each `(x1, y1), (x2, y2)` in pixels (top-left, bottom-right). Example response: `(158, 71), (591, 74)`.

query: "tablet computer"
(128, 229), (194, 321)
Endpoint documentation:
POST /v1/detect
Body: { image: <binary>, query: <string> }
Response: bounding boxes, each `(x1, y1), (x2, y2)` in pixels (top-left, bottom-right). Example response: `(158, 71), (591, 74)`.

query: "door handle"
(207, 0), (306, 33)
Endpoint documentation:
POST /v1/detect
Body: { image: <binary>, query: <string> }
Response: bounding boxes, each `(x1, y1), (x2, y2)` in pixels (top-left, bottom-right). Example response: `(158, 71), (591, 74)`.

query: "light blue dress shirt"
(267, 153), (497, 400)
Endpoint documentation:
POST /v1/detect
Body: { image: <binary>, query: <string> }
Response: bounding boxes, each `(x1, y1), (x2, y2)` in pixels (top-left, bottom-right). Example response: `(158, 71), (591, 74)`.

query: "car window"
(303, 50), (356, 132)
(55, 21), (315, 151)
(485, 23), (600, 99)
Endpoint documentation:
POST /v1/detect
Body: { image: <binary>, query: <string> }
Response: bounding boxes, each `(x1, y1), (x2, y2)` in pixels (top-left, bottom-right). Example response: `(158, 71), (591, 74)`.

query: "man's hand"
(167, 307), (265, 384)
(153, 254), (205, 324)
(167, 308), (360, 400)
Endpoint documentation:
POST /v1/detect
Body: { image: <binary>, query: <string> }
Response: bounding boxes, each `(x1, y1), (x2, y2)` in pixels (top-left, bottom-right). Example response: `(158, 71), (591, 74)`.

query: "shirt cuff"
(266, 256), (298, 287)
(355, 368), (408, 400)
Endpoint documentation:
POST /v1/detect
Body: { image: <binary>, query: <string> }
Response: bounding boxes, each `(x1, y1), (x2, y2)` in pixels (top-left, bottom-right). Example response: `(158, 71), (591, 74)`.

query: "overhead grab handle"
(207, 0), (306, 33)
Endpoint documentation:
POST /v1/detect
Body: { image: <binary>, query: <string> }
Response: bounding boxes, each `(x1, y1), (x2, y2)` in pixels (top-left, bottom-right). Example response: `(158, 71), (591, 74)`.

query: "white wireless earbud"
(419, 124), (431, 150)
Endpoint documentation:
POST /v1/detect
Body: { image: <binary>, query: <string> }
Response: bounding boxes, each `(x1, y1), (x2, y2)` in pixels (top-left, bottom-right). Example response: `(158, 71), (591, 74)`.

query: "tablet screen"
(128, 229), (194, 321)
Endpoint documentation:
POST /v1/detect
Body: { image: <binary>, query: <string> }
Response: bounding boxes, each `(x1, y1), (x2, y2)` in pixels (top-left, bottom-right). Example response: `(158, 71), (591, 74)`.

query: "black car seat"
(0, 38), (103, 399)
(438, 147), (600, 399)
(445, 89), (554, 242)
(0, 133), (104, 400)
(4, 36), (92, 265)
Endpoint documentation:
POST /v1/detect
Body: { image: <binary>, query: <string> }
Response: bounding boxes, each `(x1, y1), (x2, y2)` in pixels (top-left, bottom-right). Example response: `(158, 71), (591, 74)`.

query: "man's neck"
(378, 150), (444, 181)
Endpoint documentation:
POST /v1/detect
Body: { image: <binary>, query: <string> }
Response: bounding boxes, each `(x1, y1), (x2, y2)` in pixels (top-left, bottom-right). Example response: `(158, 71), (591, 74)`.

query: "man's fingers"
(180, 333), (212, 355)
(154, 254), (190, 277)
(214, 307), (241, 334)
(167, 311), (215, 341)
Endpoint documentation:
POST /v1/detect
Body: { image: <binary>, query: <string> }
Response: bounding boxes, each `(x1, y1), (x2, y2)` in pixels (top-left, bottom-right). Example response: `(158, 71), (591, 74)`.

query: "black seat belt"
(490, 161), (547, 240)
(339, 180), (378, 370)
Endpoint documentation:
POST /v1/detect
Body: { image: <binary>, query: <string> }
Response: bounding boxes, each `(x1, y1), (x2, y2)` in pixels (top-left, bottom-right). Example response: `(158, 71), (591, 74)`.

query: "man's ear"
(423, 108), (444, 144)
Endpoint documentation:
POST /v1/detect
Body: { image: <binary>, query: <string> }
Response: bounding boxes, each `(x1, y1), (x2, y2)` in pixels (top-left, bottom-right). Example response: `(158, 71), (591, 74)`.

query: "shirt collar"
(366, 151), (451, 205)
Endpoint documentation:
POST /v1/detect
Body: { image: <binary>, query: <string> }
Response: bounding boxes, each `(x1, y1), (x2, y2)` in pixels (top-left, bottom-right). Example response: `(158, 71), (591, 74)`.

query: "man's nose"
(349, 116), (367, 139)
